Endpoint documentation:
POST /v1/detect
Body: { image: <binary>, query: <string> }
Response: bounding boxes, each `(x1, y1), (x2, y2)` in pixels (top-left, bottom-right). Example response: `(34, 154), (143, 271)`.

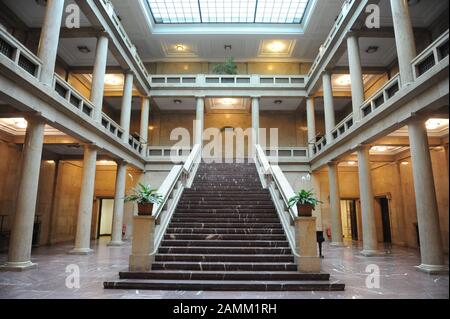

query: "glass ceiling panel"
(147, 0), (310, 24)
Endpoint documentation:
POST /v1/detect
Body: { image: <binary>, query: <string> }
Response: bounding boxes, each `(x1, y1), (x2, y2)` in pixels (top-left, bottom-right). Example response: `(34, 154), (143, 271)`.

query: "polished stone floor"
(0, 238), (448, 299)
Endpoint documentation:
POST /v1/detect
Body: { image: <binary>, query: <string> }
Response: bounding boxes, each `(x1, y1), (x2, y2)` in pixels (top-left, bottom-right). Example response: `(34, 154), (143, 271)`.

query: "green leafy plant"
(212, 57), (238, 75)
(124, 183), (163, 205)
(288, 189), (322, 209)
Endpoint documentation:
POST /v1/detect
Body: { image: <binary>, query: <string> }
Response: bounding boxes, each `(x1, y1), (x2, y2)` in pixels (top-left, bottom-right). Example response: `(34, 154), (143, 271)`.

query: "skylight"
(147, 0), (311, 24)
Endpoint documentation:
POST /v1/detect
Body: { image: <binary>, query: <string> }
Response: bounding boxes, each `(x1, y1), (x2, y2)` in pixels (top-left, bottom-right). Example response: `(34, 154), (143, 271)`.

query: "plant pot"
(137, 203), (154, 216)
(297, 204), (314, 217)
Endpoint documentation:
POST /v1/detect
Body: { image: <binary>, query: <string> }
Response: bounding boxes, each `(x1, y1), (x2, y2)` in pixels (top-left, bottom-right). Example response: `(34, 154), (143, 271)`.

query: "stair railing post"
(295, 216), (321, 273)
(129, 215), (155, 271)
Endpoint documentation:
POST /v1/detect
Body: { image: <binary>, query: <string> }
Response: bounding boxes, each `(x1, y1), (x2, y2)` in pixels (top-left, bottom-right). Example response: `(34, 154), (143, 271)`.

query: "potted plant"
(212, 57), (238, 75)
(288, 189), (322, 217)
(124, 183), (163, 216)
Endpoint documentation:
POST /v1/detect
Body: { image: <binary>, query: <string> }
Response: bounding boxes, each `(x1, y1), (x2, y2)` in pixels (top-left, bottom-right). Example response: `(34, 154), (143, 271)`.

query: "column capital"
(354, 143), (372, 152)
(250, 96), (261, 100)
(195, 95), (205, 100)
(346, 30), (359, 39)
(409, 112), (428, 124)
(97, 30), (110, 40)
(327, 160), (339, 167)
(115, 158), (128, 166)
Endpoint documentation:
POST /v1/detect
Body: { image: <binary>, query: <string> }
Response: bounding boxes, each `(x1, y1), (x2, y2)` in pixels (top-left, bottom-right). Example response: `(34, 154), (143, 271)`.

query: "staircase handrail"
(254, 144), (299, 257)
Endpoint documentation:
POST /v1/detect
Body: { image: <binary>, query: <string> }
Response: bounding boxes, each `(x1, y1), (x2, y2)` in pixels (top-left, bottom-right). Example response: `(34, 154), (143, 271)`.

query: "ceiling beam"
(355, 27), (431, 39)
(332, 66), (388, 74)
(28, 27), (100, 39)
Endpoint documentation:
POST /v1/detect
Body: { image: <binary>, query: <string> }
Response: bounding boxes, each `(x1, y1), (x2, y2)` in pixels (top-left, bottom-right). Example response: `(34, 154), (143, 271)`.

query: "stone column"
(306, 97), (316, 155)
(0, 117), (45, 271)
(195, 96), (205, 146)
(408, 118), (447, 273)
(322, 72), (336, 143)
(140, 96), (150, 146)
(120, 72), (134, 142)
(90, 35), (109, 121)
(356, 145), (379, 256)
(108, 160), (127, 246)
(37, 0), (65, 85)
(251, 97), (260, 147)
(347, 33), (365, 122)
(70, 145), (97, 255)
(394, 161), (407, 246)
(390, 0), (417, 86)
(328, 162), (344, 246)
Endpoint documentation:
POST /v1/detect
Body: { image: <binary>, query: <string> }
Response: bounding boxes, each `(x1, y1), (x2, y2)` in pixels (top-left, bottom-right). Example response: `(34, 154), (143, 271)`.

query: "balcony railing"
(150, 74), (308, 88)
(147, 146), (193, 162)
(97, 0), (150, 82)
(264, 147), (309, 161)
(0, 26), (42, 79)
(412, 29), (449, 80)
(100, 113), (124, 140)
(312, 29), (449, 157)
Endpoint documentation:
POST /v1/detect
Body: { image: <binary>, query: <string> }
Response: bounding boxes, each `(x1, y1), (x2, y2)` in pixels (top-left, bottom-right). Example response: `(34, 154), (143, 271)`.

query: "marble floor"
(0, 238), (448, 299)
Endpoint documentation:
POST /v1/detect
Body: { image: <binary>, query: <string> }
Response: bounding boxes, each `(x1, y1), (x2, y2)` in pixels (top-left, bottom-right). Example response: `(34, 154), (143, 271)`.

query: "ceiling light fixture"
(77, 46), (91, 54)
(14, 118), (28, 129)
(175, 44), (185, 52)
(401, 161), (409, 165)
(425, 118), (448, 130)
(221, 98), (236, 105)
(336, 74), (352, 86)
(268, 41), (285, 53)
(174, 99), (182, 104)
(224, 45), (232, 51)
(371, 145), (389, 152)
(365, 46), (379, 54)
(274, 100), (283, 105)
(347, 161), (356, 165)
(104, 74), (123, 86)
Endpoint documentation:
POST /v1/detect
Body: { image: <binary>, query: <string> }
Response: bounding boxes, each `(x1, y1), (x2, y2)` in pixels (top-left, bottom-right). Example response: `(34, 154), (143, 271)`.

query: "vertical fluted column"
(1, 117), (45, 271)
(347, 33), (365, 122)
(390, 0), (417, 85)
(252, 97), (260, 147)
(108, 160), (127, 246)
(357, 145), (379, 256)
(408, 118), (447, 273)
(195, 96), (205, 146)
(140, 96), (150, 146)
(37, 0), (65, 85)
(328, 162), (344, 246)
(306, 97), (316, 155)
(70, 145), (97, 254)
(120, 72), (134, 142)
(322, 72), (336, 143)
(90, 35), (109, 121)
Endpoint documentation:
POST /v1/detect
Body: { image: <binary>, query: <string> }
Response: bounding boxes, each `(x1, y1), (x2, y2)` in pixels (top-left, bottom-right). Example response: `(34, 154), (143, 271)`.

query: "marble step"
(151, 262), (298, 271)
(165, 228), (285, 235)
(158, 246), (292, 255)
(104, 279), (345, 291)
(154, 254), (294, 263)
(164, 233), (287, 241)
(168, 222), (283, 229)
(160, 240), (289, 248)
(178, 200), (274, 205)
(170, 217), (280, 223)
(118, 270), (330, 281)
(174, 207), (276, 213)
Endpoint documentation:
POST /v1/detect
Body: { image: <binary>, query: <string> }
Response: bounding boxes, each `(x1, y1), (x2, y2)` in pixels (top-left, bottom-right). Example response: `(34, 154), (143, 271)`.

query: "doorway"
(340, 199), (359, 241)
(376, 196), (392, 244)
(97, 198), (114, 238)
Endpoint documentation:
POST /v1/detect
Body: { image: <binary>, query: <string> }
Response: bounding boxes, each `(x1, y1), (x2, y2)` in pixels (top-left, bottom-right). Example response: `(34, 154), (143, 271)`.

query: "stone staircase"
(104, 163), (344, 291)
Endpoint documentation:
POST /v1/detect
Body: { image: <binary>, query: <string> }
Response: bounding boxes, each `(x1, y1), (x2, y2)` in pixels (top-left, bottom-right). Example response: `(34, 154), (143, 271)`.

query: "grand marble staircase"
(104, 163), (344, 291)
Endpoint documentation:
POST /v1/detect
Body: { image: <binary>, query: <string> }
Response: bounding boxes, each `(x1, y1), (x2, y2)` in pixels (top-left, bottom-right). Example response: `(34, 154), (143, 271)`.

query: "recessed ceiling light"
(77, 46), (91, 54)
(365, 46), (379, 54)
(371, 145), (388, 152)
(175, 44), (185, 52)
(221, 98), (236, 105)
(14, 118), (28, 129)
(347, 161), (356, 165)
(46, 160), (55, 164)
(104, 74), (123, 86)
(401, 161), (409, 165)
(267, 41), (285, 53)
(148, 125), (155, 131)
(425, 118), (448, 130)
(336, 74), (351, 86)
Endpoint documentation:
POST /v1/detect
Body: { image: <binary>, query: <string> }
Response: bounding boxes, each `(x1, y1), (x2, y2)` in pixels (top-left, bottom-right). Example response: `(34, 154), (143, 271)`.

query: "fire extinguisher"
(326, 227), (332, 240)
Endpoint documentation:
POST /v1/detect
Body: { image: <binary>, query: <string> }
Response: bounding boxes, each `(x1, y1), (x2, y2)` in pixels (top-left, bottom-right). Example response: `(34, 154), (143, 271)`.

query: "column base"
(330, 242), (346, 247)
(68, 248), (94, 255)
(0, 261), (37, 272)
(415, 264), (449, 275)
(360, 249), (384, 257)
(107, 241), (125, 247)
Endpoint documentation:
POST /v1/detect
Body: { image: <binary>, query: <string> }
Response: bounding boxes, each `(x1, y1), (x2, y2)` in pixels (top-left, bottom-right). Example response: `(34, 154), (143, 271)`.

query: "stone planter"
(137, 203), (154, 216)
(297, 204), (314, 217)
